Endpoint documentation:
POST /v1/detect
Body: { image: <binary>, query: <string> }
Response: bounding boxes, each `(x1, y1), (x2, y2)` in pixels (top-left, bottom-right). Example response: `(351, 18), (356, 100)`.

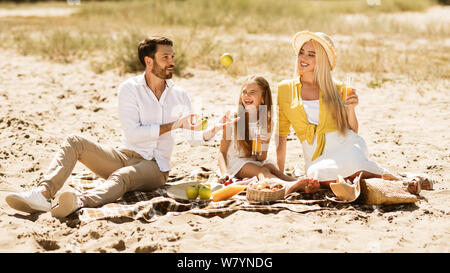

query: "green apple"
(186, 185), (199, 200)
(201, 117), (208, 130)
(198, 185), (212, 200)
(220, 53), (233, 67)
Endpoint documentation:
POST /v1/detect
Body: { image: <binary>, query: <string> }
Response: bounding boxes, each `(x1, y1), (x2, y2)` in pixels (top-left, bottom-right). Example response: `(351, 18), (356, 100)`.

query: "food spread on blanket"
(246, 180), (286, 202)
(186, 185), (199, 200)
(185, 183), (211, 200)
(224, 179), (233, 186)
(198, 184), (212, 200)
(224, 177), (254, 186)
(248, 180), (284, 191)
(212, 184), (247, 202)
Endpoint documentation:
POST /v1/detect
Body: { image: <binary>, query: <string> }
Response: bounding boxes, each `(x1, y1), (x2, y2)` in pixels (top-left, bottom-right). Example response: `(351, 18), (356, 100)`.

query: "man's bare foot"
(285, 177), (320, 196)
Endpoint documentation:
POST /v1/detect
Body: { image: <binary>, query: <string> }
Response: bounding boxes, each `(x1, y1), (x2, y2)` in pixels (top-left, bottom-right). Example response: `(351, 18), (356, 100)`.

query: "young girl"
(276, 31), (432, 195)
(217, 76), (319, 193)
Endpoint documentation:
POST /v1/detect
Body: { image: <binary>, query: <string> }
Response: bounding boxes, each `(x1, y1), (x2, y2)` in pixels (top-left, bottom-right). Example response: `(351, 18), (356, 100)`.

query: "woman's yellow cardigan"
(277, 78), (342, 161)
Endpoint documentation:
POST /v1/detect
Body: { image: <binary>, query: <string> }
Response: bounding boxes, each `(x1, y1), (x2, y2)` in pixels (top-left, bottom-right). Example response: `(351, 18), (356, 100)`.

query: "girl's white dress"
(222, 140), (275, 178)
(301, 100), (389, 181)
(221, 122), (275, 178)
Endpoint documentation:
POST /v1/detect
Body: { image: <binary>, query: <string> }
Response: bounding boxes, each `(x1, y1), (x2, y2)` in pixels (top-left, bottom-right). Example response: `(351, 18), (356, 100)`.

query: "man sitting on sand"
(6, 36), (238, 218)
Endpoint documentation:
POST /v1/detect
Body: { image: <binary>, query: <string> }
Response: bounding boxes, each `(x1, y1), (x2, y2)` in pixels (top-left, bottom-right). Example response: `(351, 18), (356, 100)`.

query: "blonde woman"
(277, 31), (431, 195)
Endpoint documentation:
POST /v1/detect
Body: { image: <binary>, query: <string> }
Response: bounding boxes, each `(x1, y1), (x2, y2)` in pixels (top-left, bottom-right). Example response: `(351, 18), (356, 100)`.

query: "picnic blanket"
(66, 171), (331, 226)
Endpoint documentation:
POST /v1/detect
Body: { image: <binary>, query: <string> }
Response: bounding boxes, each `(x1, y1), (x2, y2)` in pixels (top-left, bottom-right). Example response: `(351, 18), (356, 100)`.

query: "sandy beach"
(0, 3), (449, 253)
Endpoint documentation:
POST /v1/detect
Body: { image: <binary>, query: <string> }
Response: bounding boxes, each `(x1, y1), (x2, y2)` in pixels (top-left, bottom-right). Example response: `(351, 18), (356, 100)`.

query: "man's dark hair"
(138, 36), (173, 67)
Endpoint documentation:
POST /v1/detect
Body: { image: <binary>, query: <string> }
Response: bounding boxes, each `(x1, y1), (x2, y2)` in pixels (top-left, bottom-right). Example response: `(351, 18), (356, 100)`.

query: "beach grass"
(0, 0), (447, 79)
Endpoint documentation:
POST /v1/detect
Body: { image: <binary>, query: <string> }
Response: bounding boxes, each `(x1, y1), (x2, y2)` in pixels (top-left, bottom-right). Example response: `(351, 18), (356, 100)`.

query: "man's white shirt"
(118, 73), (207, 172)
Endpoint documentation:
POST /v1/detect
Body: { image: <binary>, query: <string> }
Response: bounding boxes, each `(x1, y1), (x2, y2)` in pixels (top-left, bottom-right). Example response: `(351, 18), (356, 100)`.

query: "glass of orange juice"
(251, 123), (262, 156)
(341, 75), (354, 101)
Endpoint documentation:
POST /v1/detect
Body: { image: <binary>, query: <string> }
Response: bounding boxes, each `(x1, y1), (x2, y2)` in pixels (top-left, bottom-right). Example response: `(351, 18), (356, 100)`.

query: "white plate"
(166, 181), (223, 201)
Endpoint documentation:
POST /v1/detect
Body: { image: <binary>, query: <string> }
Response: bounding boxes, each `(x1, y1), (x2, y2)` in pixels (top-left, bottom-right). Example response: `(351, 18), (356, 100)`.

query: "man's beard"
(152, 61), (174, 79)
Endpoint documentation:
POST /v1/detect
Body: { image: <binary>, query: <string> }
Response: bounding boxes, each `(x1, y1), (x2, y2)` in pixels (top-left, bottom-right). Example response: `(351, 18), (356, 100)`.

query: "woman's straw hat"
(292, 30), (336, 70)
(327, 173), (362, 203)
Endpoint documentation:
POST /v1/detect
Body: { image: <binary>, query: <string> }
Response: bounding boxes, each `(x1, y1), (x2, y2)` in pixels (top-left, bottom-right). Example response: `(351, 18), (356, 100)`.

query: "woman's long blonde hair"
(233, 76), (273, 157)
(296, 39), (349, 134)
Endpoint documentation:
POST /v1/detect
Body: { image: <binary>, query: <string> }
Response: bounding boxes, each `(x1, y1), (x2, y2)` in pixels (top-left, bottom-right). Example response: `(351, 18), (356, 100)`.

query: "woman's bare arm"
(276, 135), (287, 172)
(346, 107), (359, 133)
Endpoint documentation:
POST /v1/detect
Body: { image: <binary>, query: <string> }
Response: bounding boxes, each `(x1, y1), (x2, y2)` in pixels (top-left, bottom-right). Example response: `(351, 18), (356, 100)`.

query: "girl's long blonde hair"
(296, 39), (349, 134)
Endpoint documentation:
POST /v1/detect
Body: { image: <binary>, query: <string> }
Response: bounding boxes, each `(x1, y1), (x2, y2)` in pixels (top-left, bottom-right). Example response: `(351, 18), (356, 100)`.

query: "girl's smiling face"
(297, 41), (316, 74)
(241, 81), (264, 110)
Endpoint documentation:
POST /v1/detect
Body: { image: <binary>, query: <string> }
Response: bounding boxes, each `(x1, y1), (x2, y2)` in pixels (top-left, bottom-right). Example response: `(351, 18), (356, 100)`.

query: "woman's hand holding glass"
(344, 89), (358, 111)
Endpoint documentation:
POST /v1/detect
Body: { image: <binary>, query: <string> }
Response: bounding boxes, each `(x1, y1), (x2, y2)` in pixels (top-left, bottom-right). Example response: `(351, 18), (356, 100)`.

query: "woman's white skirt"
(302, 130), (389, 181)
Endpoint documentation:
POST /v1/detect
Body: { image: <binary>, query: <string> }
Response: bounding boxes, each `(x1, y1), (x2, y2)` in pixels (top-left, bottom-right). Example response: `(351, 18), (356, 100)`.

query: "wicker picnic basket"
(246, 183), (286, 202)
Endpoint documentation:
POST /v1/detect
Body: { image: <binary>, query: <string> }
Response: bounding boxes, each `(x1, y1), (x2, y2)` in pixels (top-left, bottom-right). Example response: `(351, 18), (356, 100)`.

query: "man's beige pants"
(38, 134), (168, 208)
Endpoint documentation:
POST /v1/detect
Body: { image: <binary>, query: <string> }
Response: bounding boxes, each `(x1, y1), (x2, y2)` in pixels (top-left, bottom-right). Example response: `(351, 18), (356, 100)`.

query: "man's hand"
(176, 114), (198, 131)
(160, 115), (196, 136)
